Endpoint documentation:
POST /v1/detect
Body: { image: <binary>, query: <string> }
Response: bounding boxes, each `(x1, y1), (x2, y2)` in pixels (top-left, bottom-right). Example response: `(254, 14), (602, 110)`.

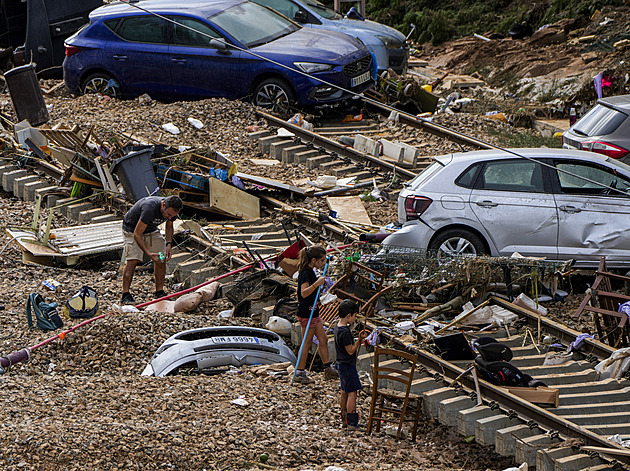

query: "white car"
(383, 148), (630, 268)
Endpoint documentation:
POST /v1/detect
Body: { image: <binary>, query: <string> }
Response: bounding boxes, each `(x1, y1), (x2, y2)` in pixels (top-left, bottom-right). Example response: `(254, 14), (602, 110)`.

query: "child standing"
(294, 245), (337, 384)
(334, 299), (369, 431)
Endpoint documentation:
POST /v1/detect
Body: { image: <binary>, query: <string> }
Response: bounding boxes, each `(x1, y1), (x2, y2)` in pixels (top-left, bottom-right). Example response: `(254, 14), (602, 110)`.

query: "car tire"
(428, 229), (487, 259)
(253, 78), (295, 116)
(81, 72), (121, 98)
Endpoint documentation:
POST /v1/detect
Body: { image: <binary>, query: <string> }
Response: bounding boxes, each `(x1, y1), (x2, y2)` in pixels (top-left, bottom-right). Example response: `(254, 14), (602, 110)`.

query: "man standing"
(121, 195), (183, 304)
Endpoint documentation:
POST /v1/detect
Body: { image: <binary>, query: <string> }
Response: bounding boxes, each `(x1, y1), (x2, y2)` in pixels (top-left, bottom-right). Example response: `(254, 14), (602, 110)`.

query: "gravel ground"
(0, 86), (596, 471)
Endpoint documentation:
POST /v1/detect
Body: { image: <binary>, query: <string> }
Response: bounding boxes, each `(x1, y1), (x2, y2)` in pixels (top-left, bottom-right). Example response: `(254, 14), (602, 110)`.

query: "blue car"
(63, 0), (375, 114)
(252, 0), (409, 74)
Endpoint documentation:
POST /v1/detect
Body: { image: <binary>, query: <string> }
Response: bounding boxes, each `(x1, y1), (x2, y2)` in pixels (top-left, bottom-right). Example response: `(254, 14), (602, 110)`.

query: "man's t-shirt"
(122, 196), (176, 233)
(334, 324), (356, 366)
(296, 269), (318, 318)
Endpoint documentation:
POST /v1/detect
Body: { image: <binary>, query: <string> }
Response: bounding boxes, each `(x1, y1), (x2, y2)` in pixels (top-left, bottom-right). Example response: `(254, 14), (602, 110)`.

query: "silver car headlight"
(376, 35), (402, 49)
(294, 62), (334, 74)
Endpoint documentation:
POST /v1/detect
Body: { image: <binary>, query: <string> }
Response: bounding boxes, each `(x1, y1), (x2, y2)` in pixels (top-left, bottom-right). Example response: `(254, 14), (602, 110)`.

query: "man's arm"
(164, 220), (174, 261)
(133, 219), (160, 262)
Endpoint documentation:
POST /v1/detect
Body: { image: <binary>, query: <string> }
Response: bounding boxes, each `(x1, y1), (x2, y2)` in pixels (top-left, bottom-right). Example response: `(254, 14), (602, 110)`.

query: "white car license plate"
(351, 70), (370, 87)
(210, 336), (260, 344)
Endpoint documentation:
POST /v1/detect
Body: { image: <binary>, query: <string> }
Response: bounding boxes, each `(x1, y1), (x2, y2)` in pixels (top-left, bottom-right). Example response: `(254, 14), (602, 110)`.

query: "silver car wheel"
(438, 236), (477, 257)
(254, 79), (292, 115)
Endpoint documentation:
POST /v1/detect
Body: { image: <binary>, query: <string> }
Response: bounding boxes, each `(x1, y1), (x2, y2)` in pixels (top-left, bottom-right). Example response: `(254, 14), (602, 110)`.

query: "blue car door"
(168, 16), (243, 98)
(105, 15), (173, 97)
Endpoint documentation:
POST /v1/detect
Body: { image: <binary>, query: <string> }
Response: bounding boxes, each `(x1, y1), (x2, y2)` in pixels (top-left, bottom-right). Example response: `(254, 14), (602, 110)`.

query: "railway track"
(356, 296), (630, 471)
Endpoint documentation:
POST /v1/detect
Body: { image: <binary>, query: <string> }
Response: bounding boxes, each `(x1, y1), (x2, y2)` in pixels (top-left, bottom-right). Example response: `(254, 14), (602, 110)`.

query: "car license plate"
(351, 70), (370, 87)
(210, 336), (260, 344)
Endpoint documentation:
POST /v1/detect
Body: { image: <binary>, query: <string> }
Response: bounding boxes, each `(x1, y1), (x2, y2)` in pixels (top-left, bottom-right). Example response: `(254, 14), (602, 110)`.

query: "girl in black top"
(294, 245), (337, 384)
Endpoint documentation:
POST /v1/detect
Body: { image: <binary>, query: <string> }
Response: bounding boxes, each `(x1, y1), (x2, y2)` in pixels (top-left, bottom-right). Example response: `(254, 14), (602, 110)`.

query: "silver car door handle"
(113, 55), (127, 61)
(475, 200), (498, 207)
(171, 58), (187, 64)
(559, 205), (581, 213)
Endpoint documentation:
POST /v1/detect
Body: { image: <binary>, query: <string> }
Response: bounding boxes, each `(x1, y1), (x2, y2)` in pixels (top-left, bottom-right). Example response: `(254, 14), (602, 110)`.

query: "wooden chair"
(573, 256), (630, 348)
(366, 346), (422, 441)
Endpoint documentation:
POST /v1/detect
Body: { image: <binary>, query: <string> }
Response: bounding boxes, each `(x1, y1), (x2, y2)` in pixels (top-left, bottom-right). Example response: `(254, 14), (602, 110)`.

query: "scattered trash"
(265, 316), (292, 336)
(42, 279), (60, 290)
(187, 117), (204, 129)
(111, 303), (139, 314)
(162, 122), (180, 135)
(287, 113), (313, 131)
(230, 395), (249, 407)
(217, 309), (232, 318)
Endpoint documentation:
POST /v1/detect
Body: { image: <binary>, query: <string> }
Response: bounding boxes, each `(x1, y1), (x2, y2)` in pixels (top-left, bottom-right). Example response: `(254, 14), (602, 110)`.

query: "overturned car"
(141, 326), (297, 377)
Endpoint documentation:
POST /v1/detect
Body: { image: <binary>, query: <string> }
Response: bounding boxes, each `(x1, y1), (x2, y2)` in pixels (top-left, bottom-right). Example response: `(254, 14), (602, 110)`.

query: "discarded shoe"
(324, 366), (339, 380)
(121, 292), (135, 305)
(154, 290), (167, 299)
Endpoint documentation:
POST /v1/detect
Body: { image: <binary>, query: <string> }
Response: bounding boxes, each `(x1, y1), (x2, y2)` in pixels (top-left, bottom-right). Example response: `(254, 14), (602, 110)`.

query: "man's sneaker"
(121, 292), (135, 305)
(347, 423), (365, 432)
(346, 412), (364, 432)
(154, 290), (167, 299)
(324, 366), (339, 380)
(293, 371), (314, 384)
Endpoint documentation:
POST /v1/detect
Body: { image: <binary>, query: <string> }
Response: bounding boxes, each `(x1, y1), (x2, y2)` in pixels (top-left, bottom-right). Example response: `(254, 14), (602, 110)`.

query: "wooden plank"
(208, 178), (260, 220)
(502, 386), (559, 407)
(235, 172), (306, 196)
(326, 195), (372, 225)
(581, 446), (630, 457)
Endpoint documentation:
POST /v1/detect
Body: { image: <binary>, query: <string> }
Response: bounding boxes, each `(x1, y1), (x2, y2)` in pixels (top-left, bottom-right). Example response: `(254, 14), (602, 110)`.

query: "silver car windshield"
(304, 0), (342, 20)
(210, 2), (299, 48)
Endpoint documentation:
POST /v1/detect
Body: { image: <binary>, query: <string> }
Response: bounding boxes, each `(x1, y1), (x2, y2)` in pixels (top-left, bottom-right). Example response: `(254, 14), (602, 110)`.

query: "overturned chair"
(366, 346), (422, 441)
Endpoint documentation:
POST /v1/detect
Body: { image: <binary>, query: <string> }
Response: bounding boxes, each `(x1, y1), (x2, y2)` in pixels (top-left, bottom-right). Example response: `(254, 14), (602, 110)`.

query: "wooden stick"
(434, 299), (491, 335)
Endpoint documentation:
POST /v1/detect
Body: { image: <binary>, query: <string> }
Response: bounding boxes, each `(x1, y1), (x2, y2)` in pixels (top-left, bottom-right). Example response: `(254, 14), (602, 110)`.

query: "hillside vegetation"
(365, 0), (623, 44)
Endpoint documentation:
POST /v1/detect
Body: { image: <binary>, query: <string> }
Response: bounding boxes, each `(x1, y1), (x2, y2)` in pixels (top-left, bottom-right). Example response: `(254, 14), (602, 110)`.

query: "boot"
(346, 412), (364, 432)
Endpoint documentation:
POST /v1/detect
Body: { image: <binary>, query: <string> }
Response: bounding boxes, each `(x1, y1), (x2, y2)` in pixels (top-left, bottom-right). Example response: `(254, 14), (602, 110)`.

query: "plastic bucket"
(111, 148), (159, 202)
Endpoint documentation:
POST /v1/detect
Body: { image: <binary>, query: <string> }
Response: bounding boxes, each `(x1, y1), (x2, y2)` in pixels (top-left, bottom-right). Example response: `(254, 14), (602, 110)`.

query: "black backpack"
(26, 293), (64, 331)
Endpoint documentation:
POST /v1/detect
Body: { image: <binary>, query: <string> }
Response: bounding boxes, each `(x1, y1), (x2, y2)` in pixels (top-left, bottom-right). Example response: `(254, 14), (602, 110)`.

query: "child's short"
(337, 362), (362, 393)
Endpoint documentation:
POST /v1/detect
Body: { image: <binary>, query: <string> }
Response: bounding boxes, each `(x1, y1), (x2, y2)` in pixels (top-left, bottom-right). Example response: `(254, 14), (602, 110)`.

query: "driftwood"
(414, 296), (465, 325)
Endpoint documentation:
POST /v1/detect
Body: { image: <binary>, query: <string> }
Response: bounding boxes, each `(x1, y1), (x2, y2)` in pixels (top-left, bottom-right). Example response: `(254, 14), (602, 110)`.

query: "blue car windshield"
(303, 0), (342, 20)
(210, 2), (299, 48)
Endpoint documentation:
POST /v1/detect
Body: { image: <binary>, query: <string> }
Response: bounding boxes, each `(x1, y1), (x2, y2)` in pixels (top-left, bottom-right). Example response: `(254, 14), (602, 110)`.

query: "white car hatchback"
(383, 148), (630, 268)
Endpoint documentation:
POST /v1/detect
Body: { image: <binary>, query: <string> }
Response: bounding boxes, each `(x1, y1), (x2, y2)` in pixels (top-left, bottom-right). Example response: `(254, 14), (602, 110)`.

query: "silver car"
(562, 95), (630, 163)
(384, 148), (630, 268)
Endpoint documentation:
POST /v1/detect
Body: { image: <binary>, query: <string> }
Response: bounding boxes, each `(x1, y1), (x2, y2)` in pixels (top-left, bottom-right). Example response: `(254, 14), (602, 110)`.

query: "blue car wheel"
(82, 72), (122, 99)
(253, 78), (295, 116)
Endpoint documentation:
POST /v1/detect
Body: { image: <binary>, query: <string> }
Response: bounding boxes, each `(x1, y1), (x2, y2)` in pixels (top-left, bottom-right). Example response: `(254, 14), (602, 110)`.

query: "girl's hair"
(297, 245), (326, 271)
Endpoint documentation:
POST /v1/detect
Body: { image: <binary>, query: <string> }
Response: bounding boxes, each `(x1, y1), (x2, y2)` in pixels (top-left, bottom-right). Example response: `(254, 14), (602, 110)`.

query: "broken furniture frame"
(573, 256), (630, 348)
(366, 346), (421, 441)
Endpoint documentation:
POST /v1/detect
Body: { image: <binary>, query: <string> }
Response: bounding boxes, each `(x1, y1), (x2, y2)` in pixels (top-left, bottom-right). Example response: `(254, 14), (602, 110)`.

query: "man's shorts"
(123, 230), (165, 261)
(337, 362), (362, 393)
(298, 316), (322, 330)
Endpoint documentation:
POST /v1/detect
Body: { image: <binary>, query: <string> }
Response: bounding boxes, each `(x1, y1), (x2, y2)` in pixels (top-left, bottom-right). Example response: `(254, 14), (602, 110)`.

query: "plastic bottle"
(569, 107), (577, 126)
(158, 252), (166, 262)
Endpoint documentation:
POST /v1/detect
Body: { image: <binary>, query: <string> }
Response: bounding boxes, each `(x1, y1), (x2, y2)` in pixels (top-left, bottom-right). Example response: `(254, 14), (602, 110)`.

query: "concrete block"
(457, 405), (494, 437)
(78, 208), (107, 224)
(354, 134), (380, 157)
(258, 135), (284, 154)
(495, 424), (535, 456)
(66, 202), (93, 222)
(14, 175), (39, 198)
(90, 214), (120, 224)
(269, 140), (294, 160)
(24, 181), (51, 201)
(2, 169), (28, 193)
(167, 252), (192, 275)
(54, 197), (79, 216)
(331, 165), (358, 176)
(515, 434), (563, 468)
(475, 414), (513, 446)
(319, 160), (345, 172)
(248, 130), (272, 140)
(189, 266), (225, 288)
(175, 259), (206, 283)
(294, 150), (320, 165)
(281, 145), (307, 163)
(537, 446), (575, 471)
(439, 396), (476, 426)
(0, 164), (19, 188)
(409, 376), (441, 396)
(423, 387), (458, 419)
(305, 154), (331, 169)
(380, 138), (419, 166)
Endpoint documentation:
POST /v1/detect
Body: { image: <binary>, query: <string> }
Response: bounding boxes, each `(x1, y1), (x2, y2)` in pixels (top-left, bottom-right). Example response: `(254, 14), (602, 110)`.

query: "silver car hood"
(142, 326), (297, 377)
